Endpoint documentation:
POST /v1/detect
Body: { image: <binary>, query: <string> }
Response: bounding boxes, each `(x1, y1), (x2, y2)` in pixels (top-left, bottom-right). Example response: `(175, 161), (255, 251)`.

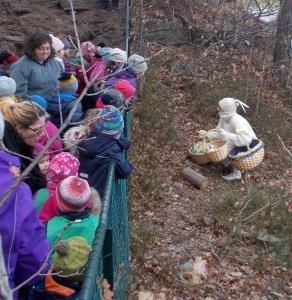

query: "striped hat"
(57, 176), (91, 212)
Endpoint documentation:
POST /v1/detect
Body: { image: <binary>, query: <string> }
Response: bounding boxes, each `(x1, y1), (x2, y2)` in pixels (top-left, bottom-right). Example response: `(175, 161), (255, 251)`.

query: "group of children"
(0, 33), (147, 299)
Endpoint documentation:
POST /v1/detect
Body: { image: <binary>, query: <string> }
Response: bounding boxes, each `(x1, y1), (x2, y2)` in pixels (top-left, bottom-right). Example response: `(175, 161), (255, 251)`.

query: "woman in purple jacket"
(0, 112), (50, 299)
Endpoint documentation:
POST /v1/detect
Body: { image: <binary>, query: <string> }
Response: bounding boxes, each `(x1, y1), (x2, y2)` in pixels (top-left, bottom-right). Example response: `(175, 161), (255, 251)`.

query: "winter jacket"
(78, 129), (132, 198)
(104, 66), (138, 105)
(3, 121), (47, 193)
(39, 182), (59, 223)
(47, 94), (83, 128)
(63, 57), (74, 74)
(37, 121), (63, 158)
(76, 58), (106, 94)
(10, 55), (62, 100)
(47, 212), (99, 246)
(207, 113), (257, 148)
(0, 150), (50, 298)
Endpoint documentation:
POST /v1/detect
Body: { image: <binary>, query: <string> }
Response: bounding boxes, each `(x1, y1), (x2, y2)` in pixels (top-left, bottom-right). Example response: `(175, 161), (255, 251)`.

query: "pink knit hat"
(57, 176), (92, 212)
(114, 79), (135, 100)
(47, 152), (80, 184)
(80, 41), (96, 58)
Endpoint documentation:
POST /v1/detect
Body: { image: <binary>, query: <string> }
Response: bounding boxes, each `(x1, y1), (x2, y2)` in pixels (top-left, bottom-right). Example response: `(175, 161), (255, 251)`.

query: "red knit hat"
(57, 176), (92, 213)
(114, 79), (135, 100)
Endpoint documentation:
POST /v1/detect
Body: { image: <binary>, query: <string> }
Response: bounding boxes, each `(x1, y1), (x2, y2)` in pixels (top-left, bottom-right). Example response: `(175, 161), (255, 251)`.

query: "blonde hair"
(84, 108), (101, 130)
(0, 99), (45, 129)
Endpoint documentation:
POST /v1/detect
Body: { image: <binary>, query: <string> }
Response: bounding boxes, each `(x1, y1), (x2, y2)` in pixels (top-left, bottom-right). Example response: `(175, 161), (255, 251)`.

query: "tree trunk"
(273, 0), (292, 89)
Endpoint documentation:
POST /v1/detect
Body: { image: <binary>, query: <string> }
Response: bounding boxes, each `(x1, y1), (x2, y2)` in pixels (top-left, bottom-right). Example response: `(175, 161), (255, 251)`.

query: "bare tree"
(273, 0), (292, 89)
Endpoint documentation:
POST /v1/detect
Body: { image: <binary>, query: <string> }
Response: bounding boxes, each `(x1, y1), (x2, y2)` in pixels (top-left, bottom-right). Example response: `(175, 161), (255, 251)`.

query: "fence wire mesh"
(79, 111), (131, 300)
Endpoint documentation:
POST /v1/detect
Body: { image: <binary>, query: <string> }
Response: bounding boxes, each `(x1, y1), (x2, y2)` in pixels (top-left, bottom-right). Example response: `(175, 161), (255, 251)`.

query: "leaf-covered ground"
(128, 2), (291, 299)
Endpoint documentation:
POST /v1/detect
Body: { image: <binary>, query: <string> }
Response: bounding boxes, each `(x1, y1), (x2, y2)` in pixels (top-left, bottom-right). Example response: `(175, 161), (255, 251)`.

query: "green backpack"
(47, 215), (100, 246)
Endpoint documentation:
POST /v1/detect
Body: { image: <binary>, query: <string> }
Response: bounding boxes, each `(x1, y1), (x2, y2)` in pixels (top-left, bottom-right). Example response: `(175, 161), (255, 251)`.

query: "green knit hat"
(53, 237), (91, 280)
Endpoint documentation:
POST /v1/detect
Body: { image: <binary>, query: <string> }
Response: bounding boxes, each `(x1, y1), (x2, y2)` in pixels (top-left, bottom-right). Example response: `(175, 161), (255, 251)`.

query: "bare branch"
(277, 134), (292, 156)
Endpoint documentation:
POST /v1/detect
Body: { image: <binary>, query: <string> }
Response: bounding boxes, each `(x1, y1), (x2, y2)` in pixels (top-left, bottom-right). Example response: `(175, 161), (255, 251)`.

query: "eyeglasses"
(26, 126), (44, 135)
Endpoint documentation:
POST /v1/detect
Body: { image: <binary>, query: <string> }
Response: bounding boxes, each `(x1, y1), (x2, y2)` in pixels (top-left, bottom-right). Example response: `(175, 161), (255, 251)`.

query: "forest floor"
(0, 1), (291, 299)
(128, 1), (291, 300)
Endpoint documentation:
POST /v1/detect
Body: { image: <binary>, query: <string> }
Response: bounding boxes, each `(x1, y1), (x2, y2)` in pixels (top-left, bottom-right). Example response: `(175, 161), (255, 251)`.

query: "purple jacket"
(0, 151), (50, 298)
(104, 66), (138, 105)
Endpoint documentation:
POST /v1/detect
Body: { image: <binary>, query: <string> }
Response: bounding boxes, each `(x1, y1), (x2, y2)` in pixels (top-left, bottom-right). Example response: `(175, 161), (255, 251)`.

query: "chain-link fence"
(79, 111), (131, 300)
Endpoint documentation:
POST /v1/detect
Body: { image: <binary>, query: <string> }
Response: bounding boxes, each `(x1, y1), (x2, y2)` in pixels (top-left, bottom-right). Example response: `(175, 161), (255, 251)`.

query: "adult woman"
(0, 112), (50, 299)
(199, 97), (257, 181)
(10, 32), (62, 100)
(1, 99), (47, 193)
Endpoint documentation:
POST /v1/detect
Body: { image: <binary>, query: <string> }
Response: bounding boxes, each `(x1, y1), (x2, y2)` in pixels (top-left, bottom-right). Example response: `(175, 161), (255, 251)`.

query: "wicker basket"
(228, 140), (265, 171)
(189, 139), (210, 165)
(206, 140), (228, 162)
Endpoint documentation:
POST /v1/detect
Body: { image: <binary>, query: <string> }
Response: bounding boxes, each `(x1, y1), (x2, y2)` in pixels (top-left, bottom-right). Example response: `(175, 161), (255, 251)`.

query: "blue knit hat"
(31, 95), (48, 112)
(95, 105), (124, 136)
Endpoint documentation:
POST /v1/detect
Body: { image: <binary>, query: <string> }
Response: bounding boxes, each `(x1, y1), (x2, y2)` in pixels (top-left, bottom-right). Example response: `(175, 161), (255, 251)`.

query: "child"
(114, 79), (136, 106)
(78, 105), (132, 198)
(34, 176), (101, 299)
(60, 37), (75, 74)
(62, 108), (100, 156)
(0, 49), (17, 76)
(39, 152), (80, 223)
(46, 175), (101, 246)
(95, 88), (126, 111)
(46, 93), (83, 128)
(199, 97), (257, 181)
(33, 143), (50, 176)
(101, 47), (127, 75)
(0, 76), (17, 102)
(49, 34), (65, 71)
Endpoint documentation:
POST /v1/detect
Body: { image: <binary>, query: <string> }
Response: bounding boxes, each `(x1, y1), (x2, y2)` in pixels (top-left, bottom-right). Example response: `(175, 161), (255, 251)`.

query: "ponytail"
(0, 100), (45, 129)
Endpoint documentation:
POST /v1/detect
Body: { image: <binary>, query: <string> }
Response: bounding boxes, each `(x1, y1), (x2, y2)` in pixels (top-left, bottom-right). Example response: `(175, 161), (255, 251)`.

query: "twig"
(277, 134), (292, 156)
(0, 236), (13, 300)
(0, 80), (92, 209)
(69, 0), (89, 86)
(11, 249), (52, 292)
(241, 200), (270, 222)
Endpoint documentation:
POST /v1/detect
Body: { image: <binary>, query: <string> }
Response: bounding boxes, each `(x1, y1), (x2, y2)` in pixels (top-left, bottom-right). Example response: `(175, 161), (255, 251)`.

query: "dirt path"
(0, 1), (125, 51)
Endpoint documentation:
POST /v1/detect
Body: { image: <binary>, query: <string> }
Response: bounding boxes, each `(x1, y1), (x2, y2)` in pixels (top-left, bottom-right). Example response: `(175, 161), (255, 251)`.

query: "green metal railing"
(80, 0), (132, 297)
(79, 111), (131, 300)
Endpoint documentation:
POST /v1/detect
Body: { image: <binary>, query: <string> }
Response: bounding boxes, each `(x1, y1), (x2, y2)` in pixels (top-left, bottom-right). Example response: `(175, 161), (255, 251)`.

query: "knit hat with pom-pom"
(57, 176), (91, 212)
(53, 236), (91, 280)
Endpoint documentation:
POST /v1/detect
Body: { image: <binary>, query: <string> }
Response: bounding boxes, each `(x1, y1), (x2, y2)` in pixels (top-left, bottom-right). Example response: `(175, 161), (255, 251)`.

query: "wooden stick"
(181, 167), (208, 189)
(0, 236), (13, 300)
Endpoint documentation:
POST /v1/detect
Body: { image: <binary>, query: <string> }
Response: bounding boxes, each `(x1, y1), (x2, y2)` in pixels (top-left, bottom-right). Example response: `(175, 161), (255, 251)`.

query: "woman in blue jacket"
(10, 32), (62, 101)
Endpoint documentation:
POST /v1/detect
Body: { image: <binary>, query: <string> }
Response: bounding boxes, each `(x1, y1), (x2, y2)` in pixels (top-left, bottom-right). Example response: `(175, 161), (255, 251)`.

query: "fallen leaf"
(138, 291), (155, 300)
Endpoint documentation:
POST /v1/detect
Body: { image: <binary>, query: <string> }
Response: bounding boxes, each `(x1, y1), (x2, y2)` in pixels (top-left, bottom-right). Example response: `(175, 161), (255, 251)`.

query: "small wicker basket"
(228, 139), (265, 171)
(189, 138), (210, 165)
(206, 140), (228, 162)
